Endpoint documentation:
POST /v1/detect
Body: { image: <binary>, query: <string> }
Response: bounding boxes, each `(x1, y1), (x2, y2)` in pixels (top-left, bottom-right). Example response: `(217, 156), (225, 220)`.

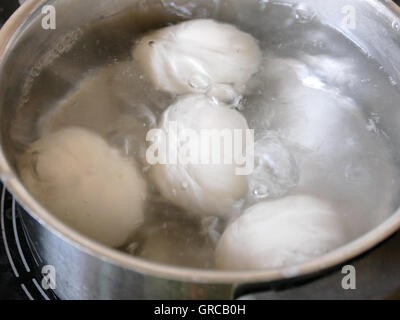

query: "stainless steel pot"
(1, 0), (400, 300)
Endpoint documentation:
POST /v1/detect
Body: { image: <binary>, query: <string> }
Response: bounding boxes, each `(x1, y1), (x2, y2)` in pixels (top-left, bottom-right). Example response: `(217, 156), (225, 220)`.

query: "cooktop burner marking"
(20, 216), (42, 265)
(20, 284), (34, 300)
(32, 278), (50, 300)
(1, 186), (19, 278)
(1, 184), (58, 300)
(20, 221), (40, 267)
(12, 198), (30, 272)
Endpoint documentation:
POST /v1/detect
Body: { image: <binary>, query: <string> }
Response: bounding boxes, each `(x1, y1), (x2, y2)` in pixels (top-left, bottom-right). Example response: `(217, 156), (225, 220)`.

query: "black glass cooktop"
(1, 184), (58, 300)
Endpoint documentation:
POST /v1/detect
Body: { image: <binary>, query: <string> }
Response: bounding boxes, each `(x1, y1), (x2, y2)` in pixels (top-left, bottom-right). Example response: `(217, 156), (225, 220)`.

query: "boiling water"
(12, 2), (400, 269)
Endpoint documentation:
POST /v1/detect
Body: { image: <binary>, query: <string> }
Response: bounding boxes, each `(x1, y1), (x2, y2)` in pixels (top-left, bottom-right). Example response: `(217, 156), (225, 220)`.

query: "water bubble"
(366, 119), (378, 134)
(248, 134), (299, 202)
(293, 4), (316, 24)
(181, 182), (189, 190)
(201, 217), (222, 245)
(207, 84), (243, 107)
(392, 20), (400, 32)
(123, 137), (131, 156)
(161, 0), (194, 18)
(312, 40), (327, 50)
(189, 74), (211, 92)
(30, 67), (41, 78)
(252, 184), (269, 199)
(160, 0), (219, 18)
(126, 242), (139, 255)
(388, 76), (398, 87)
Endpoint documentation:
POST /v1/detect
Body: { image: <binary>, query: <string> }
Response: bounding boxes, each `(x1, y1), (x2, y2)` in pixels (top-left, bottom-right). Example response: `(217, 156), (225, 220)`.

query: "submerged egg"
(148, 94), (249, 217)
(133, 19), (262, 95)
(215, 195), (347, 270)
(18, 127), (147, 247)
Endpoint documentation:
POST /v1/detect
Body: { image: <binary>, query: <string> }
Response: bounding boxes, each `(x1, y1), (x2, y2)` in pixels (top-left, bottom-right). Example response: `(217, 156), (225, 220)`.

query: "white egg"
(215, 195), (347, 270)
(133, 19), (262, 95)
(18, 127), (147, 248)
(148, 94), (249, 217)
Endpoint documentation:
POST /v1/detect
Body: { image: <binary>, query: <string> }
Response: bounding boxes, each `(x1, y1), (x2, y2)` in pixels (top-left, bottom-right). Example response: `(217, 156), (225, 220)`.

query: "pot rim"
(1, 0), (400, 285)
